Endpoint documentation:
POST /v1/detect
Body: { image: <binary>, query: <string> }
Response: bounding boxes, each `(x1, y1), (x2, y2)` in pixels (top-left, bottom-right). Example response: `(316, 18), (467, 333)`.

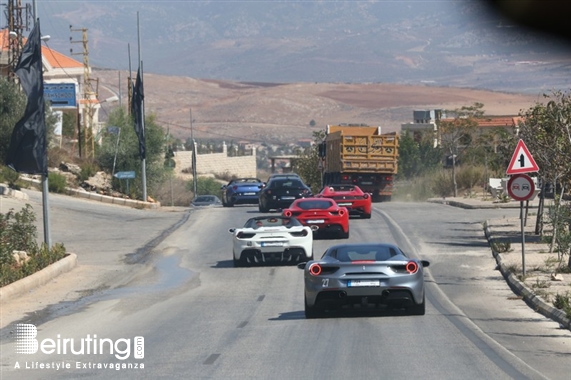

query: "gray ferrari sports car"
(298, 242), (430, 318)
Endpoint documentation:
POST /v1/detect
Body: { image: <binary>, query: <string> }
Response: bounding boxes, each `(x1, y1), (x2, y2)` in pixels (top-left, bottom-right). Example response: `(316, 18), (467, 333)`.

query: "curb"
(484, 221), (571, 330)
(0, 184), (29, 201)
(427, 198), (534, 209)
(0, 253), (77, 302)
(2, 180), (160, 210)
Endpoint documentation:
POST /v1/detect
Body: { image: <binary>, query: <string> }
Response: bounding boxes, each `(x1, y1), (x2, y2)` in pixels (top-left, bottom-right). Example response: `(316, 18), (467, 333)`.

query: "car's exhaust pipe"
(339, 291), (347, 298)
(382, 290), (390, 298)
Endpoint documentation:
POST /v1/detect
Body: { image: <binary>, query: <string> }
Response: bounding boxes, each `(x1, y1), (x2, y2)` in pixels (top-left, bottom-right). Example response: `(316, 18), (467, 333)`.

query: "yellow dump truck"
(319, 125), (399, 202)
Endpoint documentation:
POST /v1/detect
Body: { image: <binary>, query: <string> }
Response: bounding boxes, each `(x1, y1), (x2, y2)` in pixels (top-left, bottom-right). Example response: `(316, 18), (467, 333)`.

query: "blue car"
(221, 178), (265, 207)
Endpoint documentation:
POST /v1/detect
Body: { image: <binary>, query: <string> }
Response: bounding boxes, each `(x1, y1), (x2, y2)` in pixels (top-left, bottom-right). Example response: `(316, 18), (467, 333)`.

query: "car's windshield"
(270, 179), (304, 189)
(244, 217), (301, 228)
(333, 245), (402, 262)
(232, 178), (260, 184)
(328, 185), (355, 192)
(296, 200), (334, 210)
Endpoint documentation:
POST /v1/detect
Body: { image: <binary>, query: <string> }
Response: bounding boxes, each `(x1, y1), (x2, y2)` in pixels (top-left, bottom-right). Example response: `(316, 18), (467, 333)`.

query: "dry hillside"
(96, 69), (542, 144)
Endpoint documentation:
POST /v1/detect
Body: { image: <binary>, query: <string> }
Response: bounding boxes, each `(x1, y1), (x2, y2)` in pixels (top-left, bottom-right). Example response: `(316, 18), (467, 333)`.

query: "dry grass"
(95, 69), (539, 144)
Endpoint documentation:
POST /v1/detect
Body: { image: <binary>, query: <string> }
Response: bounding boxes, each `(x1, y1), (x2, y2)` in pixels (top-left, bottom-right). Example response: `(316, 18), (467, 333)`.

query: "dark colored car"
(191, 195), (222, 207)
(221, 178), (264, 207)
(298, 242), (430, 318)
(258, 177), (312, 212)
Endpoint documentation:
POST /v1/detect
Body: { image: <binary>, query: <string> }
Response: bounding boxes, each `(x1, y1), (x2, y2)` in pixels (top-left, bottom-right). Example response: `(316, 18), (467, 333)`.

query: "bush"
(48, 172), (68, 193)
(432, 169), (455, 197)
(79, 161), (99, 182)
(0, 204), (38, 265)
(153, 175), (193, 206)
(190, 177), (223, 196)
(456, 165), (484, 191)
(553, 292), (571, 319)
(0, 204), (68, 287)
(0, 165), (20, 189)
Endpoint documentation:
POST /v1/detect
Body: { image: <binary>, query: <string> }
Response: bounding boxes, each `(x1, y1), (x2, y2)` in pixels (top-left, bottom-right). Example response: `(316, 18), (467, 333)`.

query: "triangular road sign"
(506, 139), (539, 175)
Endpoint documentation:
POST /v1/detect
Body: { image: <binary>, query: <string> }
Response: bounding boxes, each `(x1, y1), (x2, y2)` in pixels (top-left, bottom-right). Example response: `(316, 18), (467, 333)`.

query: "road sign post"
(507, 174), (536, 277)
(114, 171), (136, 196)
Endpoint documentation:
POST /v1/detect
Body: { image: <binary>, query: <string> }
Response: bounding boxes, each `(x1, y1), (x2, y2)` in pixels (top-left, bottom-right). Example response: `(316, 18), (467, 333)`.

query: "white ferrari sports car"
(229, 216), (317, 267)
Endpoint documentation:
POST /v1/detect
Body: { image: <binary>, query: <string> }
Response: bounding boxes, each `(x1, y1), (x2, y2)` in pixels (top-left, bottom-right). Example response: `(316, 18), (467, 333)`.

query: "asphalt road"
(1, 194), (570, 379)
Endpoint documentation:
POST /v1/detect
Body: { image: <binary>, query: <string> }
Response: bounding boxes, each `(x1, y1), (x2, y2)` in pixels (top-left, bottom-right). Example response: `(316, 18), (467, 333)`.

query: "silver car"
(298, 243), (430, 318)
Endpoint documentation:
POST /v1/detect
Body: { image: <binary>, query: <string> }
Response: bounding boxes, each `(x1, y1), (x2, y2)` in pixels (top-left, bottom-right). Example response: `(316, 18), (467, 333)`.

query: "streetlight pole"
(191, 108), (197, 197)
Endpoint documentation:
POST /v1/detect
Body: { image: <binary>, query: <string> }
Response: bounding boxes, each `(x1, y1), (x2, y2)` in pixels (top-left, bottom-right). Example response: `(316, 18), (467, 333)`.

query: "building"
(401, 109), (521, 150)
(1, 28), (108, 152)
(400, 109), (445, 148)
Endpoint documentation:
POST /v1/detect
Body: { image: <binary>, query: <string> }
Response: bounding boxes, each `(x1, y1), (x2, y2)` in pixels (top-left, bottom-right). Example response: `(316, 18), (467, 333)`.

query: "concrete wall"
(173, 143), (257, 180)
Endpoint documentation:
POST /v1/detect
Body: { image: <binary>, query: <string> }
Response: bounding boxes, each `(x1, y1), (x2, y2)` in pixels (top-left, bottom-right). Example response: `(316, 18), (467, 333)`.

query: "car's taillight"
(309, 263), (322, 276)
(406, 261), (419, 274)
(339, 209), (345, 216)
(266, 190), (272, 195)
(363, 193), (369, 199)
(342, 175), (349, 181)
(284, 210), (292, 217)
(237, 232), (256, 239)
(233, 185), (238, 190)
(290, 229), (308, 237)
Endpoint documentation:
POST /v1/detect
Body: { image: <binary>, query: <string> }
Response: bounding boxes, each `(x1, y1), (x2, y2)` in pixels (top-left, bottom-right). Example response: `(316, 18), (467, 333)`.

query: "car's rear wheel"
(409, 294), (426, 315)
(339, 229), (350, 239)
(304, 295), (321, 319)
(258, 201), (268, 213)
(233, 253), (245, 267)
(362, 213), (371, 219)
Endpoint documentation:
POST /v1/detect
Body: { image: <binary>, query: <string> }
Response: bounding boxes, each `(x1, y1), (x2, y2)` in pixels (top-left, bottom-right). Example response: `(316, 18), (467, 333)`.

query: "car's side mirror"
(228, 228), (236, 233)
(221, 185), (226, 190)
(297, 262), (307, 269)
(421, 260), (430, 268)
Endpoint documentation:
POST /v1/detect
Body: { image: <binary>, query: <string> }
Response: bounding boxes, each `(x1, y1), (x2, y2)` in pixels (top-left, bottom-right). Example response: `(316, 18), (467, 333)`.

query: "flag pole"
(137, 12), (147, 202)
(38, 17), (51, 249)
(190, 108), (197, 196)
(32, 2), (51, 247)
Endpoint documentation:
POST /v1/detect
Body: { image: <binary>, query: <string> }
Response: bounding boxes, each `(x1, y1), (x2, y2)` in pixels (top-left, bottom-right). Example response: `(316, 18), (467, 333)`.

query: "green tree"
(439, 103), (483, 196)
(0, 77), (26, 163)
(519, 90), (571, 268)
(295, 130), (325, 193)
(96, 108), (167, 200)
(398, 130), (442, 179)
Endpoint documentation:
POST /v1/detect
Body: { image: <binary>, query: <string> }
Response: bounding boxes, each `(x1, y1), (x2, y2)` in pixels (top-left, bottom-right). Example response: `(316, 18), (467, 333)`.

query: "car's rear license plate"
(361, 181), (373, 185)
(261, 241), (284, 247)
(348, 280), (380, 287)
(338, 202), (352, 206)
(244, 192), (256, 195)
(307, 219), (324, 224)
(282, 196), (295, 200)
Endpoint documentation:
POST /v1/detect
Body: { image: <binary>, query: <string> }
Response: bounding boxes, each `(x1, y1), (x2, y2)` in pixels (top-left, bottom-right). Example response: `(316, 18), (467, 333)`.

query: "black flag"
(131, 68), (145, 159)
(6, 21), (47, 175)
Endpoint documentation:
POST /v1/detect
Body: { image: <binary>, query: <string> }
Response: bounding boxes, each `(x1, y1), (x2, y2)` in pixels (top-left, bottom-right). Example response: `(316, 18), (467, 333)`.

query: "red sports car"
(317, 184), (372, 219)
(282, 198), (349, 239)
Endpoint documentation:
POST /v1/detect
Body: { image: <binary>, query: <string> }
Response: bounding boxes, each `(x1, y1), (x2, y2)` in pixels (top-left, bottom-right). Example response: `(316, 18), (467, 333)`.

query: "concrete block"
(101, 195), (114, 204)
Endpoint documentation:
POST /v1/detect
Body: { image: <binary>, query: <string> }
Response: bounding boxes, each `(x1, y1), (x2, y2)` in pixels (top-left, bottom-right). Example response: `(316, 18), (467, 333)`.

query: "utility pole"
(70, 26), (97, 159)
(6, 0), (31, 80)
